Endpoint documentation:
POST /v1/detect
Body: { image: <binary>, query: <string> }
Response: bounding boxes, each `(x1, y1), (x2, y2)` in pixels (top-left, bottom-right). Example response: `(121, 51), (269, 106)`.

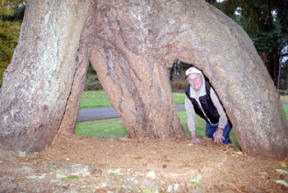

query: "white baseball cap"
(185, 67), (202, 76)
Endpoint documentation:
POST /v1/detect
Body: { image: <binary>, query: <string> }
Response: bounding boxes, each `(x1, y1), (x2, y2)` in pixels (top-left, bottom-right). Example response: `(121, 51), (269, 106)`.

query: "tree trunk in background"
(259, 51), (280, 88)
(0, 0), (287, 159)
(0, 0), (93, 152)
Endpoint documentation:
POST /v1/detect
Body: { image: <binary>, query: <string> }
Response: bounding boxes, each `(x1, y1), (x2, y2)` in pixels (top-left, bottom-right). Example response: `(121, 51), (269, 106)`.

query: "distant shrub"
(170, 80), (187, 92)
(0, 1), (26, 86)
(85, 76), (103, 90)
(85, 65), (103, 90)
(0, 3), (26, 21)
(279, 89), (288, 95)
(0, 20), (21, 85)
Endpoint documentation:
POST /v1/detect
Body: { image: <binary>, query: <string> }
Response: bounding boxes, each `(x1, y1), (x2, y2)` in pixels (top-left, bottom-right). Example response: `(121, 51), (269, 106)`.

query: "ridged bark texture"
(0, 0), (93, 152)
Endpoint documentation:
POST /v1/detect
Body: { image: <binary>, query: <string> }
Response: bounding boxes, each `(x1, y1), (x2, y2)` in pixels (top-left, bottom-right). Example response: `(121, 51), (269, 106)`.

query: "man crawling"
(184, 67), (232, 144)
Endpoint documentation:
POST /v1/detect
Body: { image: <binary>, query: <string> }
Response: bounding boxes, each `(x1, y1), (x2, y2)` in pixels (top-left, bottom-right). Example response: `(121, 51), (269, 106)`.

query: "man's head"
(186, 67), (203, 91)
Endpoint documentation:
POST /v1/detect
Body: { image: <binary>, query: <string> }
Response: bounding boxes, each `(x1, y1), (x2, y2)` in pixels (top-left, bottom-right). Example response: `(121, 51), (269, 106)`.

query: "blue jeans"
(206, 122), (232, 144)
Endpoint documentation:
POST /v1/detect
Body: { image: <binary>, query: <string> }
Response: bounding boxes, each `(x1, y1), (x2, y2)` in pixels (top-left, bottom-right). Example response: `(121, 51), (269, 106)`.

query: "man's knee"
(206, 130), (214, 138)
(205, 125), (215, 138)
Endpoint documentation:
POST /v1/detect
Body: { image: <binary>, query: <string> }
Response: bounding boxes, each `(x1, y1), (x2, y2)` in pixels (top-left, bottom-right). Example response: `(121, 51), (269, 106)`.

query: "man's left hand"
(213, 128), (225, 143)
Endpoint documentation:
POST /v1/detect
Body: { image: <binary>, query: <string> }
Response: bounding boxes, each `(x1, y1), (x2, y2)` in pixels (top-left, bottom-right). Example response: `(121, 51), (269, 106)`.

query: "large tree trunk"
(0, 0), (93, 152)
(0, 0), (287, 159)
(86, 3), (186, 139)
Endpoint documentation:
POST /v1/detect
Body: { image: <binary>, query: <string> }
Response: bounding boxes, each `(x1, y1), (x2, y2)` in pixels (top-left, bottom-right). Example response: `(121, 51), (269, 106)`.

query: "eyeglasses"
(187, 77), (201, 82)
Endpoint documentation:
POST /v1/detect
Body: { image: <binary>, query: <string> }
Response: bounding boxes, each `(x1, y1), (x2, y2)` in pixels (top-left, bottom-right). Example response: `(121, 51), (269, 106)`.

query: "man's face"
(187, 73), (203, 91)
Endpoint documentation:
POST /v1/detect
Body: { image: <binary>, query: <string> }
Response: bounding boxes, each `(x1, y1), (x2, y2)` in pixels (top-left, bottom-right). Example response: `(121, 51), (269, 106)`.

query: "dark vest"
(185, 80), (220, 124)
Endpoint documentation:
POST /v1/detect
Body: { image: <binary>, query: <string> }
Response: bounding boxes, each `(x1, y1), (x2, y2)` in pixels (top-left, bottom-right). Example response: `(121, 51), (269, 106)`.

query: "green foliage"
(208, 0), (288, 52)
(279, 90), (288, 95)
(171, 80), (187, 92)
(206, 0), (288, 88)
(0, 0), (25, 86)
(0, 3), (25, 21)
(85, 65), (103, 90)
(1, 0), (26, 7)
(0, 19), (21, 85)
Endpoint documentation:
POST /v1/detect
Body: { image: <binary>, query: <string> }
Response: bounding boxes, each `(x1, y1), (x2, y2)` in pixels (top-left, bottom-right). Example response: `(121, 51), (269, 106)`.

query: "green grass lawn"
(77, 91), (288, 147)
(76, 111), (240, 147)
(284, 104), (288, 117)
(80, 91), (185, 108)
(75, 112), (203, 139)
(80, 91), (111, 108)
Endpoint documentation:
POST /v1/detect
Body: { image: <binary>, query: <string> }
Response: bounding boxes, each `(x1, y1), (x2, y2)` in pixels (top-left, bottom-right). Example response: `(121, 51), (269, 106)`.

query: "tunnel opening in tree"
(171, 61), (237, 144)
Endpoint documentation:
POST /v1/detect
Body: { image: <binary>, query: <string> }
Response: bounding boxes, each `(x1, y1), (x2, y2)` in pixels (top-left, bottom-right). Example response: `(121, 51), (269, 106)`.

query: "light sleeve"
(210, 88), (228, 128)
(185, 96), (196, 137)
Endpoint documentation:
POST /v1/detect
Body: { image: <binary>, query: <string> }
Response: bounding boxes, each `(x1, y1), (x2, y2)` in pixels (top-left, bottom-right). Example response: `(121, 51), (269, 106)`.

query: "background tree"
(85, 65), (103, 90)
(206, 0), (288, 89)
(0, 0), (25, 86)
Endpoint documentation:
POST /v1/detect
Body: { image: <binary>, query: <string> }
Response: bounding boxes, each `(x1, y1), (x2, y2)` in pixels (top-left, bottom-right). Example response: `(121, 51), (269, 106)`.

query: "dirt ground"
(0, 134), (287, 193)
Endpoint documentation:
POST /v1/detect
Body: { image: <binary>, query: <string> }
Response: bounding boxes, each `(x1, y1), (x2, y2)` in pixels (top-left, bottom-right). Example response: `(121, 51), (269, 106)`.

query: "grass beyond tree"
(284, 104), (288, 117)
(77, 91), (288, 147)
(80, 91), (111, 108)
(75, 112), (204, 139)
(80, 91), (185, 108)
(76, 111), (241, 146)
(80, 90), (288, 108)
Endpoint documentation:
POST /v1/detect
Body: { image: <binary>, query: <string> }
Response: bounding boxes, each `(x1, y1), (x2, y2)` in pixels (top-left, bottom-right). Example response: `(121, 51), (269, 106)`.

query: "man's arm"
(210, 88), (228, 128)
(185, 96), (201, 143)
(210, 88), (228, 142)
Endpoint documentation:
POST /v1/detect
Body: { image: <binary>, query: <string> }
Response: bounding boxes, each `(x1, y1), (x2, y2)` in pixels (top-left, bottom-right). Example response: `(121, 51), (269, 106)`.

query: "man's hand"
(191, 136), (201, 143)
(213, 128), (225, 143)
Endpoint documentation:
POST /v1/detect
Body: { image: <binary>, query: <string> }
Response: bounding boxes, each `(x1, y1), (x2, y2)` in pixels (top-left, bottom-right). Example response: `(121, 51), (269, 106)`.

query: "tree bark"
(0, 0), (287, 159)
(0, 0), (93, 152)
(85, 2), (186, 139)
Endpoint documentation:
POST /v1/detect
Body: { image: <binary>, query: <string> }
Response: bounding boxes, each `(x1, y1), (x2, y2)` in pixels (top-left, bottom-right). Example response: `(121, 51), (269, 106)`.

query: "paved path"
(77, 103), (288, 122)
(77, 104), (185, 122)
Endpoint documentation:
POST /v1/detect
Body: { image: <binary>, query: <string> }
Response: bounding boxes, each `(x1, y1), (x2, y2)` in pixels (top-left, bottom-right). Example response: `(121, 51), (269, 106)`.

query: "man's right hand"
(191, 136), (201, 143)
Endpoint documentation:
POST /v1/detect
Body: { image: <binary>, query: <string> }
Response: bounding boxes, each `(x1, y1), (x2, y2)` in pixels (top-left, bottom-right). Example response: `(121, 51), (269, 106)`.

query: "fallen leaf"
(190, 174), (202, 184)
(38, 173), (46, 179)
(141, 188), (159, 193)
(187, 144), (194, 146)
(67, 175), (80, 179)
(234, 151), (243, 155)
(134, 156), (143, 160)
(19, 152), (26, 157)
(276, 169), (288, 175)
(113, 168), (121, 175)
(25, 175), (37, 179)
(275, 180), (288, 187)
(170, 146), (176, 150)
(107, 168), (122, 175)
(56, 173), (66, 179)
(146, 171), (156, 179)
(280, 161), (287, 168)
